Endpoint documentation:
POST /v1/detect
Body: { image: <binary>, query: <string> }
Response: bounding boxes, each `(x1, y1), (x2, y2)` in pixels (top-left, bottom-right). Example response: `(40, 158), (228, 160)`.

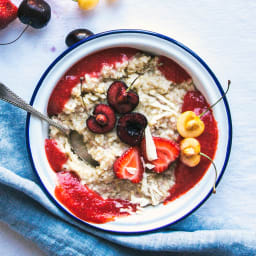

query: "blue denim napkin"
(0, 102), (255, 256)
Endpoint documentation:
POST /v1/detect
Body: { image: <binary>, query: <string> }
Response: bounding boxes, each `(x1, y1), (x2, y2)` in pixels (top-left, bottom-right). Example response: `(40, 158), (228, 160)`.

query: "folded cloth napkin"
(1, 101), (256, 256)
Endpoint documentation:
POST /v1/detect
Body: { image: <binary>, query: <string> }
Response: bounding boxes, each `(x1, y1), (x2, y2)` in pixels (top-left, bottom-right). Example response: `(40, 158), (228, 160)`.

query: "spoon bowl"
(0, 82), (97, 166)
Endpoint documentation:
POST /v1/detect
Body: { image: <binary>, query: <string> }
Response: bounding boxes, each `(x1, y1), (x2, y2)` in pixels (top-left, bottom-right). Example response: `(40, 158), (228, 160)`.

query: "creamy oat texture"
(49, 53), (195, 207)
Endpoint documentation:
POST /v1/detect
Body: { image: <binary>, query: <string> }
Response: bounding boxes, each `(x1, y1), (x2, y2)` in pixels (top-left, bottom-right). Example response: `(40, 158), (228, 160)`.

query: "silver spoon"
(0, 83), (98, 167)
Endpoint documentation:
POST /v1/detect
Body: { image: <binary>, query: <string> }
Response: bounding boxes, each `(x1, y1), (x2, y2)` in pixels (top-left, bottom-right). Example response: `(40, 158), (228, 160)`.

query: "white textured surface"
(0, 222), (45, 256)
(0, 0), (256, 255)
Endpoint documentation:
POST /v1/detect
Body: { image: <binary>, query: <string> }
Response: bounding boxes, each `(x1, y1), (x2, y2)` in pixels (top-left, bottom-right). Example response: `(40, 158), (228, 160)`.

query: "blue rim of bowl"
(26, 29), (232, 234)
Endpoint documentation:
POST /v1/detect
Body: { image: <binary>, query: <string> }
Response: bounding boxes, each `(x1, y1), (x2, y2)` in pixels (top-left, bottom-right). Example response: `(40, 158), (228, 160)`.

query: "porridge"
(45, 48), (218, 223)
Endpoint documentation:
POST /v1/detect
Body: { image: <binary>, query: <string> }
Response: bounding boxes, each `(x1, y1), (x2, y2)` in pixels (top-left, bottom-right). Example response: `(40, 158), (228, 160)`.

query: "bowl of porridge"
(26, 30), (232, 233)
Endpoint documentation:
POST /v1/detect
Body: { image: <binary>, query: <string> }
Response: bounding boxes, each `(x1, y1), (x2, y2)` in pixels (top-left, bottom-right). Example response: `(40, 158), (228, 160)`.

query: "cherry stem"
(199, 80), (231, 118)
(80, 77), (86, 108)
(199, 152), (217, 194)
(0, 24), (30, 46)
(126, 75), (140, 92)
(125, 57), (161, 93)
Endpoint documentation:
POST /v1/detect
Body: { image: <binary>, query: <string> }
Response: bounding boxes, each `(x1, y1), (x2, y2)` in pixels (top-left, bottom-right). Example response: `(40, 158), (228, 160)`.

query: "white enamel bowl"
(26, 30), (232, 233)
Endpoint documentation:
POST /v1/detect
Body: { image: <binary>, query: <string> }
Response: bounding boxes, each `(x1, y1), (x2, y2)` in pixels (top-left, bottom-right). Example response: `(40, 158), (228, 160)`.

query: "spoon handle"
(0, 83), (68, 135)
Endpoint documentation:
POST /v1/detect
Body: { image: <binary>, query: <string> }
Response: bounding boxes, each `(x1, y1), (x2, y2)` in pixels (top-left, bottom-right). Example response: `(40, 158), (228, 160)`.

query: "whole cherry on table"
(0, 0), (51, 45)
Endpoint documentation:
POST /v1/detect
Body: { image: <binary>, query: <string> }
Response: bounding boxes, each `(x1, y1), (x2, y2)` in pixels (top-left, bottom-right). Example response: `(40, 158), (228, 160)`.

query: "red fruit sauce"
(47, 48), (138, 116)
(55, 171), (137, 224)
(45, 139), (68, 172)
(165, 91), (218, 203)
(158, 56), (191, 83)
(45, 47), (218, 223)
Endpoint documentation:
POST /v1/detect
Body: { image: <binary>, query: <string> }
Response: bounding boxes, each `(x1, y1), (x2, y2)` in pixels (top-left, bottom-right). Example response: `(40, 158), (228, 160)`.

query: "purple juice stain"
(51, 46), (56, 52)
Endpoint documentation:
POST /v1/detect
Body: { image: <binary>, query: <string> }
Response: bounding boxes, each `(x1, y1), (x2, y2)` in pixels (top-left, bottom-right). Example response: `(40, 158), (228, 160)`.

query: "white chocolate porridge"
(48, 52), (195, 207)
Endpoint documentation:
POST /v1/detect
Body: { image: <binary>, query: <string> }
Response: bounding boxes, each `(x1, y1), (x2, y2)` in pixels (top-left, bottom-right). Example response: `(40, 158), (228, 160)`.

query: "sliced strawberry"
(0, 0), (17, 30)
(113, 147), (144, 183)
(141, 137), (180, 173)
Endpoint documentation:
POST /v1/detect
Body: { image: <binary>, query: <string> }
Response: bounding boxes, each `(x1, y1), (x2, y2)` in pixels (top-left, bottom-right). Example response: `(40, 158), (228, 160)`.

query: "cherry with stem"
(0, 24), (29, 46)
(177, 80), (231, 138)
(0, 0), (51, 46)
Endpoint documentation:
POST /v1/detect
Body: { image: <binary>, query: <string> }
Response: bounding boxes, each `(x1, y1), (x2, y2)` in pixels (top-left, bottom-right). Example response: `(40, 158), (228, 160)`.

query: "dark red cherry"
(117, 113), (147, 146)
(107, 81), (139, 114)
(86, 104), (116, 134)
(65, 29), (94, 47)
(0, 0), (51, 46)
(18, 0), (51, 29)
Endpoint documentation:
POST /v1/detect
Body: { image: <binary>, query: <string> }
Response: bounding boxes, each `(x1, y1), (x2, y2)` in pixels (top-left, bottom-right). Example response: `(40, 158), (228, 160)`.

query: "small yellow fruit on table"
(78, 0), (99, 10)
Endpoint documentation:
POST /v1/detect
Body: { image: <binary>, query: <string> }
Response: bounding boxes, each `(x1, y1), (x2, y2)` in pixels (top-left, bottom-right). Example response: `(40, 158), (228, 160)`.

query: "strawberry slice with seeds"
(0, 0), (17, 30)
(113, 147), (144, 183)
(141, 137), (180, 173)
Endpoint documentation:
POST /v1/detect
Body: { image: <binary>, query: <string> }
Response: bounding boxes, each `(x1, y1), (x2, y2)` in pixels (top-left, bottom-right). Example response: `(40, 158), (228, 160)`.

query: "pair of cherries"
(86, 80), (147, 146)
(1, 0), (51, 46)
